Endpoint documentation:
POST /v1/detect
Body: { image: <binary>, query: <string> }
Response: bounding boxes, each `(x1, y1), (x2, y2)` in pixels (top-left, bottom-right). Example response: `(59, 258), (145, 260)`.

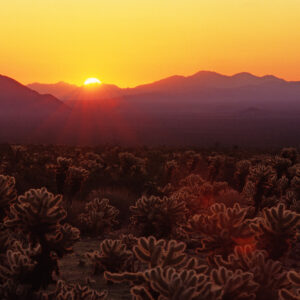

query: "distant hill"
(4, 70), (300, 146)
(0, 75), (69, 143)
(27, 81), (78, 100)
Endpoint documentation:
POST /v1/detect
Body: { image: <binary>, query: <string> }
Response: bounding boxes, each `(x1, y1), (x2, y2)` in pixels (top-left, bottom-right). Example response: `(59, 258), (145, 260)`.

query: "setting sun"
(84, 78), (102, 85)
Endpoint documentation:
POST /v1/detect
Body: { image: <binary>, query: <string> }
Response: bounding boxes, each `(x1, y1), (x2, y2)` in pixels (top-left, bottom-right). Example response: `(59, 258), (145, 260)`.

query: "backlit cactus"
(234, 160), (251, 191)
(86, 239), (132, 274)
(5, 188), (66, 234)
(133, 236), (188, 268)
(38, 280), (108, 300)
(279, 271), (300, 300)
(142, 267), (218, 300)
(250, 203), (300, 259)
(189, 203), (253, 258)
(0, 174), (17, 219)
(0, 240), (41, 299)
(130, 195), (187, 237)
(4, 187), (79, 288)
(78, 198), (119, 236)
(243, 164), (277, 213)
(214, 245), (289, 299)
(65, 166), (89, 197)
(211, 267), (259, 300)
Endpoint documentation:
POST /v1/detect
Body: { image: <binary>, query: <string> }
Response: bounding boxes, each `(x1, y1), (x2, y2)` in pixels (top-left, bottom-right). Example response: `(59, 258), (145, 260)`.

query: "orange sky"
(1, 0), (300, 87)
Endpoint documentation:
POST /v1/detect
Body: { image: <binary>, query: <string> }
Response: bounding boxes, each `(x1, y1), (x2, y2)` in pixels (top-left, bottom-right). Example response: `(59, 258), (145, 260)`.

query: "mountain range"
(1, 71), (300, 146)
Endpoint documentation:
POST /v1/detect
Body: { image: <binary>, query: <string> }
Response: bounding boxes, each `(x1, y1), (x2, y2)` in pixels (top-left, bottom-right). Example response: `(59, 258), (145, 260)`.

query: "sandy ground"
(58, 238), (131, 300)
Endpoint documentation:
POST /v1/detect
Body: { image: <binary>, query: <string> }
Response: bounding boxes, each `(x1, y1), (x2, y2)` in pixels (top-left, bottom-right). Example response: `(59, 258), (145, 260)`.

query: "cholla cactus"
(78, 198), (119, 236)
(65, 166), (89, 197)
(170, 175), (230, 212)
(164, 160), (180, 180)
(234, 160), (251, 191)
(280, 147), (298, 164)
(277, 176), (289, 200)
(0, 240), (41, 299)
(105, 237), (211, 299)
(141, 267), (219, 300)
(55, 157), (72, 194)
(5, 188), (66, 235)
(47, 223), (80, 257)
(79, 159), (103, 173)
(133, 236), (188, 269)
(189, 203), (253, 259)
(104, 237), (207, 286)
(214, 245), (289, 299)
(271, 156), (292, 178)
(279, 271), (300, 300)
(130, 195), (187, 237)
(118, 152), (147, 177)
(243, 164), (277, 213)
(38, 280), (108, 300)
(0, 175), (17, 219)
(207, 154), (225, 183)
(210, 267), (259, 300)
(250, 204), (300, 259)
(86, 239), (132, 274)
(4, 188), (79, 288)
(120, 234), (138, 251)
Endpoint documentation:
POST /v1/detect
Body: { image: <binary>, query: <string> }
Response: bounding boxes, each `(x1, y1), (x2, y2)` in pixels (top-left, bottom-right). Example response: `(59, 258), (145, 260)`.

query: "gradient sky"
(1, 0), (300, 87)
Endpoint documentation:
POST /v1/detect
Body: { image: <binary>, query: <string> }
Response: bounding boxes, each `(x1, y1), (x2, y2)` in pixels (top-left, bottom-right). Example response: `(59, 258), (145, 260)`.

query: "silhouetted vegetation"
(0, 144), (299, 299)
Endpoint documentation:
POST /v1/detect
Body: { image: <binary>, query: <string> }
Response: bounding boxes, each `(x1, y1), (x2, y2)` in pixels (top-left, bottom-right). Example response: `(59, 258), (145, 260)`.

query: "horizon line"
(7, 69), (300, 89)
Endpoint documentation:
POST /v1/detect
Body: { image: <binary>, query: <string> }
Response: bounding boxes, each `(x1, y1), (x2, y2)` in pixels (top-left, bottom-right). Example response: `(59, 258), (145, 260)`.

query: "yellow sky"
(1, 0), (300, 87)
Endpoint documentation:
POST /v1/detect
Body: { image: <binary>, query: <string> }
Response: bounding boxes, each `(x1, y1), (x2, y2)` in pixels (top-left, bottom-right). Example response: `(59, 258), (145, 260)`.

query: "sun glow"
(84, 78), (102, 85)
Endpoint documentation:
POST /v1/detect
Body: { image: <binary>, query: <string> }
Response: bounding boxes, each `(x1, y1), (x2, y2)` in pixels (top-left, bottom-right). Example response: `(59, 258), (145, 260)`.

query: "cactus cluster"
(38, 280), (108, 300)
(189, 203), (253, 258)
(1, 145), (300, 300)
(130, 195), (187, 237)
(0, 175), (17, 219)
(250, 203), (300, 259)
(86, 239), (132, 274)
(78, 198), (119, 236)
(3, 187), (80, 288)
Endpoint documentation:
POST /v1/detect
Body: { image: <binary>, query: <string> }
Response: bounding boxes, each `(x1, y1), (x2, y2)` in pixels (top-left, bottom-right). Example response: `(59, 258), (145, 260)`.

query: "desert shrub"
(250, 204), (300, 259)
(78, 198), (119, 236)
(4, 188), (80, 289)
(130, 195), (187, 237)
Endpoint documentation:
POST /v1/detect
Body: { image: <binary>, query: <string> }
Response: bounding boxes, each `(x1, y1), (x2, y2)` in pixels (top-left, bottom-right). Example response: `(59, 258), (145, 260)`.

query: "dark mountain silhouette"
(0, 75), (69, 143)
(3, 71), (300, 146)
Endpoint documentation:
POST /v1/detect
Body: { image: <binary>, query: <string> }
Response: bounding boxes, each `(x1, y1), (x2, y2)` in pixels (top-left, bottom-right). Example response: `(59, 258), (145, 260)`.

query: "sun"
(84, 78), (102, 85)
